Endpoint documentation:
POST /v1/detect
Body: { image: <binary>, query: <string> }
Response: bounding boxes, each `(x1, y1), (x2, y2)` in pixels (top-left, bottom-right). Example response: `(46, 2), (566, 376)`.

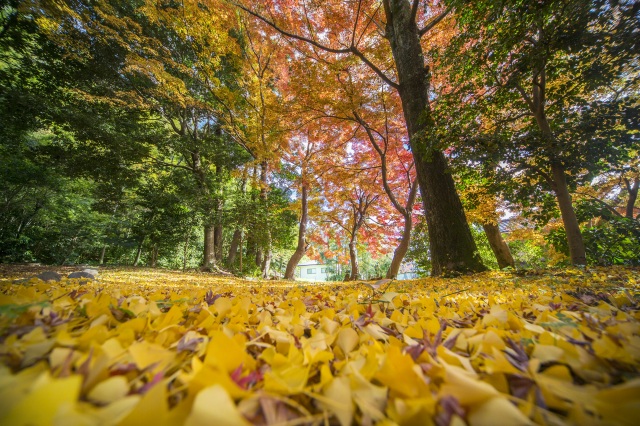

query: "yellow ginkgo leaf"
(336, 327), (359, 355)
(87, 375), (129, 404)
(184, 384), (250, 426)
(374, 345), (429, 398)
(0, 374), (82, 426)
(467, 397), (532, 426)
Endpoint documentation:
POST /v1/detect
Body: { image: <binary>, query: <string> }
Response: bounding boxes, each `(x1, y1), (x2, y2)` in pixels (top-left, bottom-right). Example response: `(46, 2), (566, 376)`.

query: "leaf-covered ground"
(1, 266), (639, 426)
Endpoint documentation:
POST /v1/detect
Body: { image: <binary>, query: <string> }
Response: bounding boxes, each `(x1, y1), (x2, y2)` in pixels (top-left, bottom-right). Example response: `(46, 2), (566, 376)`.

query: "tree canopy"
(1, 0), (638, 275)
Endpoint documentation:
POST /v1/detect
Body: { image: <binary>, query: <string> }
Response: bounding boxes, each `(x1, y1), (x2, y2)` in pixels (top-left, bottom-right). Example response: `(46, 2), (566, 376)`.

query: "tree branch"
(231, 1), (399, 89)
(419, 6), (453, 37)
(410, 0), (420, 23)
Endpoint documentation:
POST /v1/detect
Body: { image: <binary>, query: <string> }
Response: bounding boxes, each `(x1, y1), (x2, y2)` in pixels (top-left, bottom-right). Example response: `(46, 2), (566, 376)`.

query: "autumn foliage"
(1, 266), (640, 425)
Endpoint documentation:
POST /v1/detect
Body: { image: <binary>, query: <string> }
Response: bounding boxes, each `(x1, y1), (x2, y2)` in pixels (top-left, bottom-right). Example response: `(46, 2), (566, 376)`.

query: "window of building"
(321, 268), (326, 273)
(307, 268), (315, 274)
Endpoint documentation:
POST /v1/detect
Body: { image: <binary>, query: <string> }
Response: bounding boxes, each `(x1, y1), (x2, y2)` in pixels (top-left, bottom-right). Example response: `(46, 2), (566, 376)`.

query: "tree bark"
(521, 25), (586, 266)
(551, 162), (587, 265)
(203, 223), (216, 269)
(227, 228), (242, 267)
(214, 223), (223, 262)
(285, 185), (308, 279)
(259, 161), (271, 278)
(387, 214), (413, 278)
(482, 222), (515, 269)
(261, 245), (272, 279)
(133, 235), (145, 266)
(384, 0), (485, 276)
(149, 243), (158, 268)
(348, 239), (359, 281)
(625, 177), (639, 219)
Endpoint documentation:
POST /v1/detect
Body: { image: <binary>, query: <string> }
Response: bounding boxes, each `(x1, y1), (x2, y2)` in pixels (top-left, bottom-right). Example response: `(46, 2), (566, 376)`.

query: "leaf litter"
(1, 266), (639, 425)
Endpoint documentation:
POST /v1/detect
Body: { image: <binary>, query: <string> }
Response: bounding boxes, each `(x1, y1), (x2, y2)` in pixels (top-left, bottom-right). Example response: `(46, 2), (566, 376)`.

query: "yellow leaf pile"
(1, 267), (640, 425)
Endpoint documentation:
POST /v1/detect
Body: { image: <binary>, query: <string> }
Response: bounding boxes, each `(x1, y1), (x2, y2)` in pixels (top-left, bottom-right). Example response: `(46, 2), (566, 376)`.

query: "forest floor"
(1, 265), (639, 425)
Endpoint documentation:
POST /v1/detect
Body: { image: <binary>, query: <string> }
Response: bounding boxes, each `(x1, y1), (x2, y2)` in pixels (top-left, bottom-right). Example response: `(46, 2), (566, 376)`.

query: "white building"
(296, 262), (331, 282)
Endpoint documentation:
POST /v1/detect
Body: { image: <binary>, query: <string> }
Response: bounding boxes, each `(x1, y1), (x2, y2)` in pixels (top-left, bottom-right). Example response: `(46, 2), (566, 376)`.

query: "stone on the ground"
(68, 271), (96, 280)
(82, 268), (99, 277)
(35, 271), (62, 282)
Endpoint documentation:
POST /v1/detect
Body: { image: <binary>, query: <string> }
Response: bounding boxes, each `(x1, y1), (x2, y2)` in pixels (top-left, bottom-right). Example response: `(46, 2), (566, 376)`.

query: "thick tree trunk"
(133, 236), (145, 266)
(285, 185), (308, 279)
(348, 239), (359, 281)
(482, 222), (515, 269)
(214, 224), (223, 262)
(203, 223), (216, 268)
(227, 229), (242, 267)
(385, 0), (485, 276)
(386, 214), (412, 278)
(551, 162), (587, 265)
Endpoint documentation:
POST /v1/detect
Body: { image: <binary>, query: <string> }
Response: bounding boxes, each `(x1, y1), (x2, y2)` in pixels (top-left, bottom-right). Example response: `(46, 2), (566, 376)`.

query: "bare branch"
(419, 6), (453, 37)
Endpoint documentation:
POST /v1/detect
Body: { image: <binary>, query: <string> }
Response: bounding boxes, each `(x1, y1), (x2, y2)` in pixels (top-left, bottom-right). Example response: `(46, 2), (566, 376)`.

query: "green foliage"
(547, 217), (640, 266)
(405, 218), (432, 277)
(470, 225), (499, 270)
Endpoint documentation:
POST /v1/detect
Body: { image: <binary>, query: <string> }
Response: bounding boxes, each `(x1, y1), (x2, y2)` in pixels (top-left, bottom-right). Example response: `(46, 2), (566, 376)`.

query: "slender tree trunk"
(482, 222), (515, 269)
(551, 162), (587, 265)
(387, 213), (412, 278)
(525, 36), (586, 266)
(285, 185), (308, 279)
(384, 0), (485, 276)
(625, 177), (639, 219)
(99, 245), (107, 265)
(261, 245), (272, 279)
(133, 235), (145, 266)
(258, 160), (271, 278)
(150, 244), (158, 268)
(227, 229), (242, 267)
(348, 238), (359, 281)
(203, 223), (216, 269)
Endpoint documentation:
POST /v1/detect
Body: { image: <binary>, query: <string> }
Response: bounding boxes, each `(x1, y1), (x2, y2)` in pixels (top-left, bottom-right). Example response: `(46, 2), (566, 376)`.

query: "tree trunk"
(149, 243), (158, 268)
(99, 245), (107, 265)
(133, 235), (145, 266)
(348, 239), (359, 281)
(261, 245), (272, 279)
(285, 185), (308, 279)
(227, 228), (242, 267)
(384, 0), (485, 276)
(214, 224), (223, 262)
(258, 160), (270, 277)
(551, 162), (587, 265)
(625, 177), (639, 219)
(386, 213), (412, 279)
(482, 222), (515, 269)
(203, 223), (216, 269)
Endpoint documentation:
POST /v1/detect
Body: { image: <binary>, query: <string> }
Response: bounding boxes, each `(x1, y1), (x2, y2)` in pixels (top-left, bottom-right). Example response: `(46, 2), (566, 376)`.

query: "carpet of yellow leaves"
(1, 266), (639, 425)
